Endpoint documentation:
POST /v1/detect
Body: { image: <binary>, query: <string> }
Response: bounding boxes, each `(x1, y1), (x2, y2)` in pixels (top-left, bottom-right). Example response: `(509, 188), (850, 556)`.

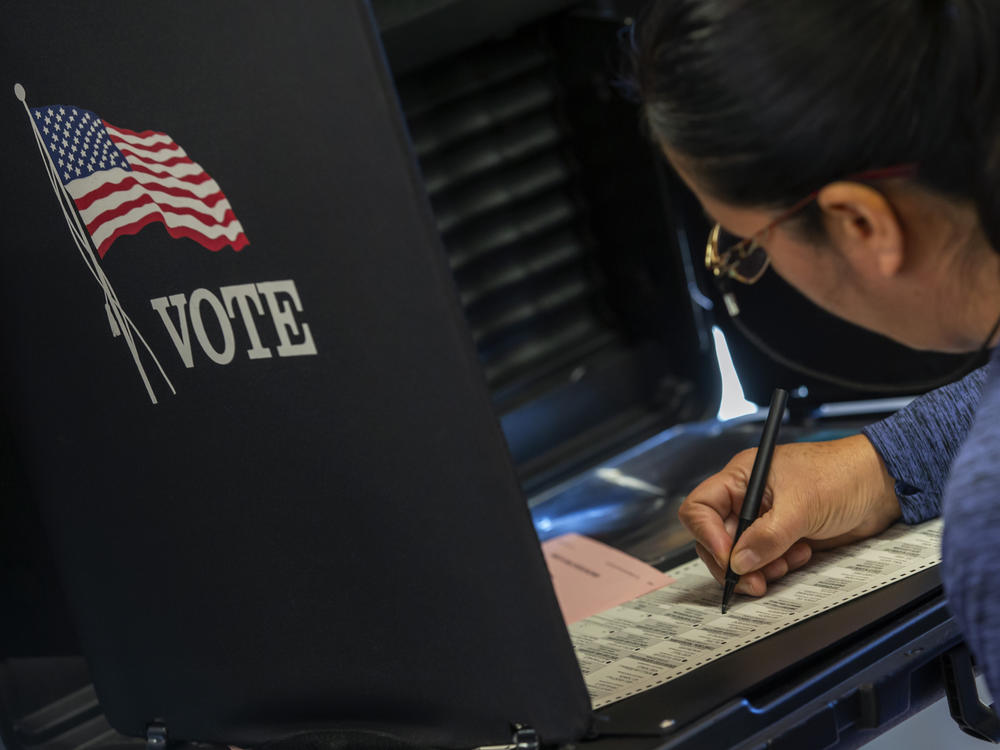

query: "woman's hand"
(679, 434), (901, 596)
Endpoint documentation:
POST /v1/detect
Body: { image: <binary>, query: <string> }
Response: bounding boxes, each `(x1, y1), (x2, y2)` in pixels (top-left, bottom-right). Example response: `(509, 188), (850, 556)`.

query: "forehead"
(697, 190), (775, 239)
(661, 144), (775, 238)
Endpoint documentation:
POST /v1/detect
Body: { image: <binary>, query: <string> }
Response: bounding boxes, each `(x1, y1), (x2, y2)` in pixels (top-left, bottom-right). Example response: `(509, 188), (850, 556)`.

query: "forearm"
(862, 365), (989, 523)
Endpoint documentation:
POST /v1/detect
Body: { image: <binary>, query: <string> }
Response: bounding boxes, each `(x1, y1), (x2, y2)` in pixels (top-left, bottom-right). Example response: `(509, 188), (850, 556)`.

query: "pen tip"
(721, 579), (737, 615)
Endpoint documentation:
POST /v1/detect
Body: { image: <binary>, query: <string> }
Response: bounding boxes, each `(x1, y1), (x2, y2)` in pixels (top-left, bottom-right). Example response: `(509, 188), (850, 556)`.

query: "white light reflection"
(594, 467), (663, 495)
(712, 325), (759, 421)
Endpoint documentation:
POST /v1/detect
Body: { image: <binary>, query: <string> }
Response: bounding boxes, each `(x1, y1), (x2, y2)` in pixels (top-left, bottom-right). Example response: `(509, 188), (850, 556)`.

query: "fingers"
(694, 542), (810, 598)
(682, 502), (735, 569)
(785, 540), (813, 570)
(729, 500), (811, 575)
(736, 571), (767, 597)
(759, 556), (788, 580)
(682, 448), (823, 600)
(694, 543), (724, 581)
(680, 456), (754, 568)
(695, 543), (765, 596)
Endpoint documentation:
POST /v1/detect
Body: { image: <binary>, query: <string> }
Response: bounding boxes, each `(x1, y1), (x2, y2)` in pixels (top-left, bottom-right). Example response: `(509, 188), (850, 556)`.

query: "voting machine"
(0, 1), (995, 749)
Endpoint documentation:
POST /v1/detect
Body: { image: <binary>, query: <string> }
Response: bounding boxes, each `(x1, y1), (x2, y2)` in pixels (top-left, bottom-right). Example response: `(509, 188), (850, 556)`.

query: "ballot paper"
(570, 519), (943, 709)
(542, 533), (675, 624)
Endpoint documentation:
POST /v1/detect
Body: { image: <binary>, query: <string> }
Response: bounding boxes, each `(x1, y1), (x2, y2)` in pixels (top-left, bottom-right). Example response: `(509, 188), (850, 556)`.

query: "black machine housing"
(0, 1), (990, 749)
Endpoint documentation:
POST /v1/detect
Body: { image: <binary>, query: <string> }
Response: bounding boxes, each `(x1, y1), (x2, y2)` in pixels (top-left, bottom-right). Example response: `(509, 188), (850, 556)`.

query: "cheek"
(766, 238), (840, 302)
(767, 238), (889, 334)
(765, 238), (877, 327)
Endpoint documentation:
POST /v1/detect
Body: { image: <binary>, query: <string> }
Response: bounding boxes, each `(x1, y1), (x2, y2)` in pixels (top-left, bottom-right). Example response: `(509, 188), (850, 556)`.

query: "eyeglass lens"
(718, 227), (768, 282)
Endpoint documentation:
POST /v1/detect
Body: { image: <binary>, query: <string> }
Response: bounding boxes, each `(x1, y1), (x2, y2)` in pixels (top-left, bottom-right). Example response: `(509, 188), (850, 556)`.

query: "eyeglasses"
(704, 164), (918, 285)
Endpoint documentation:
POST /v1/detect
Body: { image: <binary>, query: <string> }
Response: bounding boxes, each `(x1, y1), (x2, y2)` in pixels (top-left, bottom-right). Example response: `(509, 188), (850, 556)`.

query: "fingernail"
(732, 549), (759, 575)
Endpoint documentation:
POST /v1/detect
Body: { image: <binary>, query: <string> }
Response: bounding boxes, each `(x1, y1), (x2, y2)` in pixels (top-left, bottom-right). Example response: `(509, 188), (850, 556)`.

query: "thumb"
(729, 501), (809, 575)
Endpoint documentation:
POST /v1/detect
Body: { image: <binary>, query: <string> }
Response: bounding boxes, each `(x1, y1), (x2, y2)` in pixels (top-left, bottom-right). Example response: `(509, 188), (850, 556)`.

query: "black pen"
(721, 387), (789, 614)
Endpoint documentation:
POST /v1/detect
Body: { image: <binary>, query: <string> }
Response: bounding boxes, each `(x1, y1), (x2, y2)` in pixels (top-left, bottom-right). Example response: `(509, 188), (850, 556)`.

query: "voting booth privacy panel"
(1, 1), (987, 749)
(0, 2), (593, 747)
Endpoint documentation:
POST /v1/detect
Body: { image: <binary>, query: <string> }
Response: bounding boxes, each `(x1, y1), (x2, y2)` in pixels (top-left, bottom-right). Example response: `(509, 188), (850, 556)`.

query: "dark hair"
(633, 0), (1000, 250)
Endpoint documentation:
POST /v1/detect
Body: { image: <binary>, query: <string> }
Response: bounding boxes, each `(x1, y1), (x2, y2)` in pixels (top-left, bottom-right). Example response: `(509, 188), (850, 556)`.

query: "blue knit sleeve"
(940, 348), (1000, 705)
(861, 366), (989, 524)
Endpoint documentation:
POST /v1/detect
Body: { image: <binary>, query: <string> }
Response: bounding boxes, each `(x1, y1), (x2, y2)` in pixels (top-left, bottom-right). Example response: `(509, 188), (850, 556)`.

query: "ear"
(816, 182), (905, 278)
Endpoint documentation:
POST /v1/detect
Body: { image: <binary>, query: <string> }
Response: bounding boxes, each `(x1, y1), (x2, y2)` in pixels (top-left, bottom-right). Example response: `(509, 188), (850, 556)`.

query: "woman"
(634, 0), (1000, 698)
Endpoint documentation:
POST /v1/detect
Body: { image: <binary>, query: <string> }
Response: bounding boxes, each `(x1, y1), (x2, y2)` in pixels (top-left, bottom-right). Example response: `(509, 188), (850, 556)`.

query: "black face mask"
(714, 275), (1000, 395)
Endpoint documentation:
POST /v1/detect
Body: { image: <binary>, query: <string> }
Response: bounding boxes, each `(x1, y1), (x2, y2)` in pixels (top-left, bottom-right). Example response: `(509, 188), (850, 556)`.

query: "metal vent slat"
(447, 192), (578, 272)
(422, 112), (562, 195)
(397, 41), (548, 119)
(433, 153), (572, 235)
(467, 268), (590, 343)
(410, 76), (555, 159)
(397, 33), (619, 394)
(457, 227), (585, 307)
(482, 316), (614, 387)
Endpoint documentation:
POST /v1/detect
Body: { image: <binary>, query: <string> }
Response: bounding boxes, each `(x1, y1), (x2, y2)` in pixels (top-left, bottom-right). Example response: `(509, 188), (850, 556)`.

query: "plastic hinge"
(146, 723), (168, 750)
(475, 725), (540, 750)
(512, 726), (538, 750)
(941, 642), (1000, 742)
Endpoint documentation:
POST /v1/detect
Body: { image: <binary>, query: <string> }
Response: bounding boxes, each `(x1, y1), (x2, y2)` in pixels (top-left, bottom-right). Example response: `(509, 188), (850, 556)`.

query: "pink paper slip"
(541, 533), (675, 625)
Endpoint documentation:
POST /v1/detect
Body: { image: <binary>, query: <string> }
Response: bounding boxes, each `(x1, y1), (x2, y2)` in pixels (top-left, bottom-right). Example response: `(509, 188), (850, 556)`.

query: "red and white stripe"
(65, 122), (248, 257)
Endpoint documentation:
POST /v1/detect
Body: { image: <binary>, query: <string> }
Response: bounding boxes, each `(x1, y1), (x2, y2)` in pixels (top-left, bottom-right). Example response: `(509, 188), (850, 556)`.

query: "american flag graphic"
(30, 103), (248, 257)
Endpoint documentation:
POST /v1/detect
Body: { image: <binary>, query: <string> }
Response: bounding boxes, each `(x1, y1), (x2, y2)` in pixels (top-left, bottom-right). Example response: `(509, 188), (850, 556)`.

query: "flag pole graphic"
(15, 83), (175, 404)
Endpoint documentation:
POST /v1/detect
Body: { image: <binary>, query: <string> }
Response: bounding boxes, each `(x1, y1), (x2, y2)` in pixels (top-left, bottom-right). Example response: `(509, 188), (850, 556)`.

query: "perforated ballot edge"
(570, 519), (943, 709)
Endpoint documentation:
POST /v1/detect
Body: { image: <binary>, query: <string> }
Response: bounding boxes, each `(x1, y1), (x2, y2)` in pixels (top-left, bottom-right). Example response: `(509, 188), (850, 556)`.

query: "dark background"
(0, 1), (976, 747)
